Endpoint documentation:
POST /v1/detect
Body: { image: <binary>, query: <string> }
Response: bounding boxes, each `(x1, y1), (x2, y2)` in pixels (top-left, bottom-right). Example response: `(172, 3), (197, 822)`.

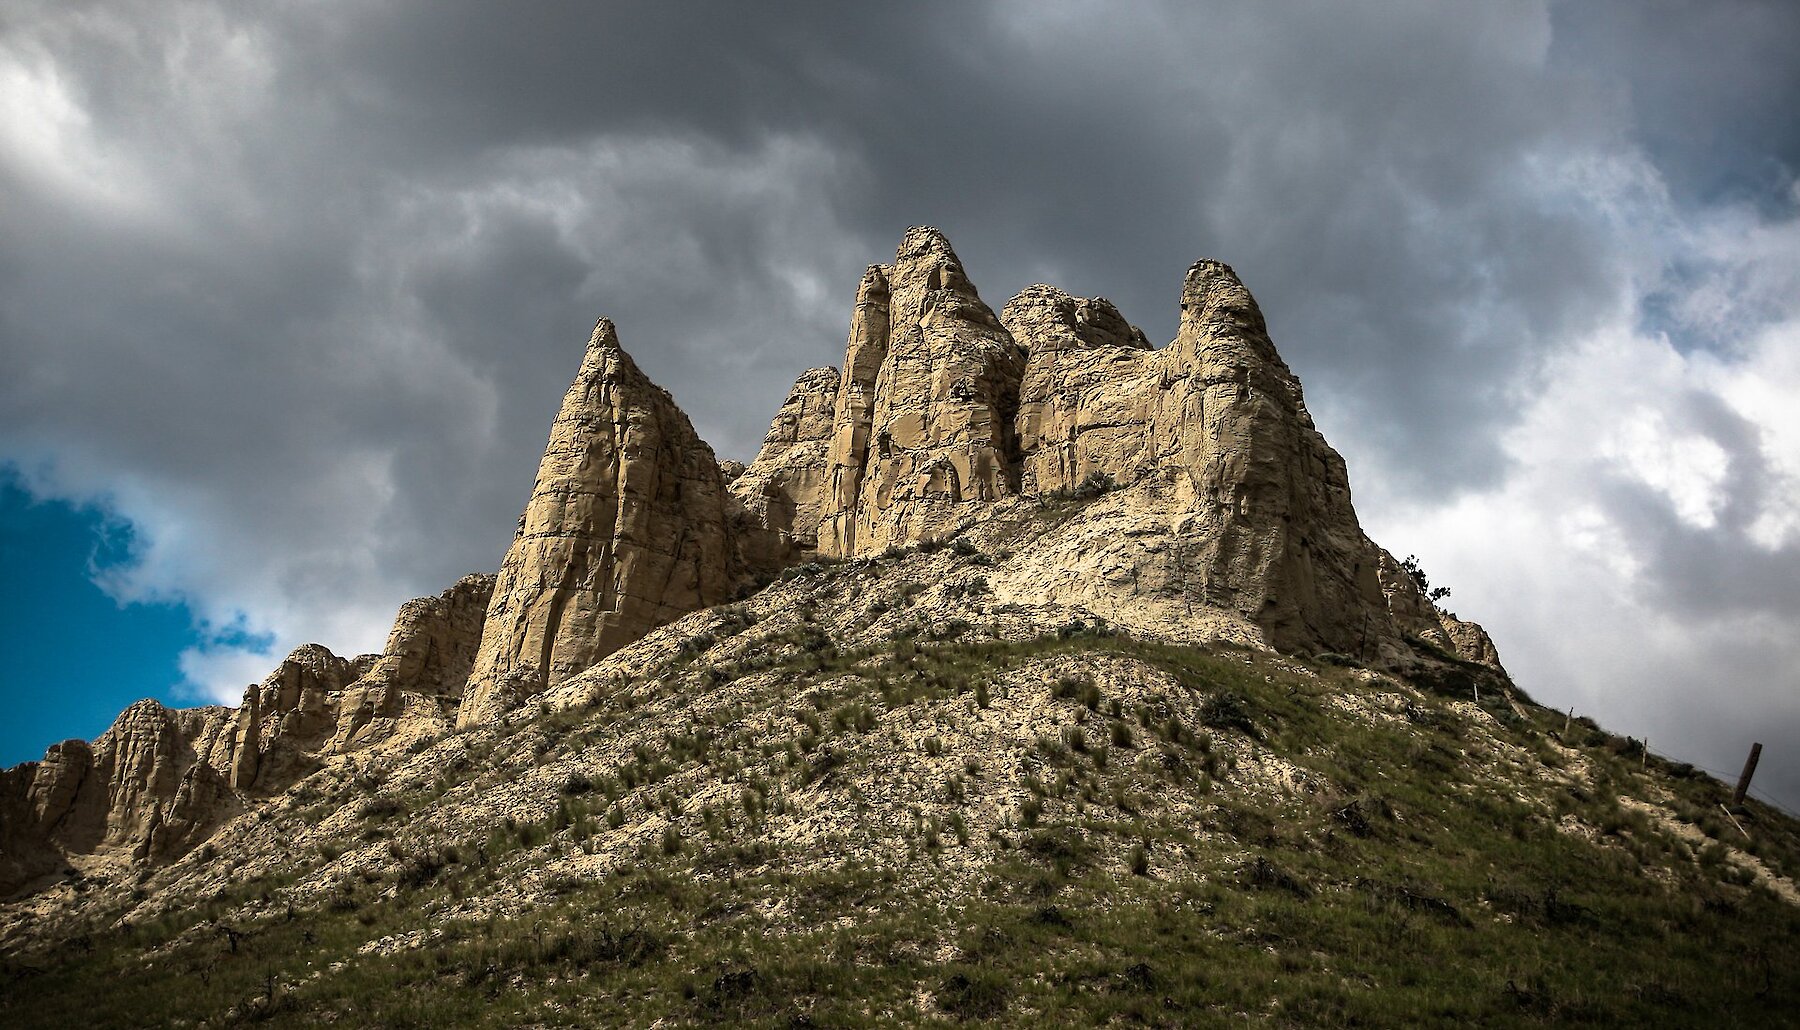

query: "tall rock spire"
(818, 263), (893, 556)
(1147, 258), (1388, 652)
(817, 227), (1026, 556)
(457, 319), (741, 727)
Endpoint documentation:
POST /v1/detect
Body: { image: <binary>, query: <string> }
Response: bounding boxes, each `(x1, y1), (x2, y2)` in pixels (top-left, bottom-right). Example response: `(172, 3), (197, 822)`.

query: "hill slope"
(6, 536), (1799, 1025)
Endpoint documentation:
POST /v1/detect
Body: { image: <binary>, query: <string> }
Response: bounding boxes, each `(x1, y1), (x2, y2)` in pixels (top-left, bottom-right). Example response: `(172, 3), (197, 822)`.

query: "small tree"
(1400, 555), (1452, 603)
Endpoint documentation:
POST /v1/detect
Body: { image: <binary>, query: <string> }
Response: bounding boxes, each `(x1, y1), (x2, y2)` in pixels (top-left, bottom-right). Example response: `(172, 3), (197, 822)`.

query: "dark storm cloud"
(1554, 0), (1800, 210)
(3, 1), (1799, 805)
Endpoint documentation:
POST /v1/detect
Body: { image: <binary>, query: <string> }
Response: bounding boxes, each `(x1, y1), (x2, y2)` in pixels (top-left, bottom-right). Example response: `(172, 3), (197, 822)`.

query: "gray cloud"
(3, 1), (1798, 809)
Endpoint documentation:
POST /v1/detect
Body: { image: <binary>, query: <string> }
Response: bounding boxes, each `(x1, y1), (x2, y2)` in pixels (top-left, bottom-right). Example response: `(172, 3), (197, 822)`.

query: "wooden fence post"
(1733, 742), (1764, 806)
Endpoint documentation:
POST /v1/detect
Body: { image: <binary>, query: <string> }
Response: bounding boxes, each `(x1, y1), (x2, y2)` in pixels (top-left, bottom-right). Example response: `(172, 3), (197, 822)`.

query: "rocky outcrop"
(1004, 284), (1153, 496)
(3, 225), (1512, 898)
(2, 700), (237, 878)
(457, 319), (745, 727)
(728, 366), (840, 566)
(227, 645), (361, 793)
(1, 572), (497, 892)
(815, 229), (1027, 556)
(738, 229), (1503, 666)
(330, 573), (495, 749)
(1125, 258), (1393, 654)
(1439, 613), (1506, 671)
(819, 264), (895, 556)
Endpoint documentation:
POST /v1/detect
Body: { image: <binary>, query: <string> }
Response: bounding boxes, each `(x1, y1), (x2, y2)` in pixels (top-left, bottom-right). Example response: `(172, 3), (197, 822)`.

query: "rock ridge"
(2, 574), (494, 894)
(736, 229), (1491, 667)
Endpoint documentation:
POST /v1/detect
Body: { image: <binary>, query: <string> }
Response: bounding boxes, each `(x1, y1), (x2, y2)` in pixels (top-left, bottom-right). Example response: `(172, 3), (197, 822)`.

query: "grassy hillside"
(5, 558), (1798, 1027)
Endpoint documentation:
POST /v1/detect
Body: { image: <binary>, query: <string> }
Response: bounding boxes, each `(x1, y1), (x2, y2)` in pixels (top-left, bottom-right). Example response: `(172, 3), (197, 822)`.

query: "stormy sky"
(3, 2), (1798, 810)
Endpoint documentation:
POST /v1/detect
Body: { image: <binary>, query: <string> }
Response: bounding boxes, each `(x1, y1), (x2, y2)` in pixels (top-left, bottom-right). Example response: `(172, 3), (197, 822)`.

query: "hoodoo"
(456, 319), (746, 727)
(815, 228), (1028, 556)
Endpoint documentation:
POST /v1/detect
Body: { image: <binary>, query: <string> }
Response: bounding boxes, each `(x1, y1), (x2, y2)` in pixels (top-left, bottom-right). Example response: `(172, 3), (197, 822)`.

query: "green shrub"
(1128, 843), (1150, 876)
(1019, 797), (1042, 827)
(936, 969), (1010, 1020)
(1200, 691), (1261, 739)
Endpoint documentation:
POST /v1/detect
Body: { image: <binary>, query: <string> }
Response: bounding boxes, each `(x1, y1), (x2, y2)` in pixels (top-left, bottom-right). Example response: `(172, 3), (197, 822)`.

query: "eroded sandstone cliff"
(735, 229), (1484, 664)
(813, 229), (1028, 556)
(1, 577), (494, 893)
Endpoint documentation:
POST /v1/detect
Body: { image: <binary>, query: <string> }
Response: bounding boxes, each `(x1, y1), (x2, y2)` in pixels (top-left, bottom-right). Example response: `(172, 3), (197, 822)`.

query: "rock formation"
(228, 644), (361, 793)
(330, 573), (495, 750)
(457, 319), (746, 727)
(0, 698), (238, 886)
(2, 225), (1508, 898)
(816, 229), (1028, 556)
(1, 577), (494, 892)
(727, 365), (840, 566)
(738, 229), (1476, 662)
(1004, 283), (1153, 495)
(818, 263), (894, 556)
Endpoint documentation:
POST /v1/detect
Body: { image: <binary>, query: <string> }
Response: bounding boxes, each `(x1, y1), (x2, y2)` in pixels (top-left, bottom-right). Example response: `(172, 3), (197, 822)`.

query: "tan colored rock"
(819, 264), (893, 556)
(228, 644), (358, 792)
(26, 739), (94, 831)
(330, 573), (495, 749)
(816, 229), (1027, 555)
(1438, 611), (1507, 673)
(0, 572), (494, 887)
(1004, 284), (1154, 496)
(791, 234), (1498, 664)
(143, 761), (236, 861)
(15, 700), (236, 858)
(989, 259), (1399, 657)
(730, 366), (840, 563)
(811, 232), (1508, 668)
(458, 318), (743, 727)
(1139, 258), (1394, 654)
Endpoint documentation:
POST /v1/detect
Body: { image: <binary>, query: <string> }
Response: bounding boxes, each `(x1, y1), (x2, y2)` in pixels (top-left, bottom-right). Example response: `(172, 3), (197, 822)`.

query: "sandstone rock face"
(1004, 284), (1154, 496)
(738, 229), (1504, 666)
(815, 229), (1027, 556)
(8, 701), (237, 864)
(0, 571), (498, 891)
(1438, 612), (1507, 672)
(330, 573), (495, 749)
(458, 319), (744, 727)
(728, 366), (840, 565)
(228, 644), (359, 793)
(819, 264), (894, 556)
(1130, 258), (1394, 654)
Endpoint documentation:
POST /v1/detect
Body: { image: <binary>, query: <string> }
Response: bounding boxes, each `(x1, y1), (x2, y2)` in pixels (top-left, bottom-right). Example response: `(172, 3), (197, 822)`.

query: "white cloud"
(1602, 408), (1729, 530)
(1361, 176), (1800, 783)
(177, 639), (278, 707)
